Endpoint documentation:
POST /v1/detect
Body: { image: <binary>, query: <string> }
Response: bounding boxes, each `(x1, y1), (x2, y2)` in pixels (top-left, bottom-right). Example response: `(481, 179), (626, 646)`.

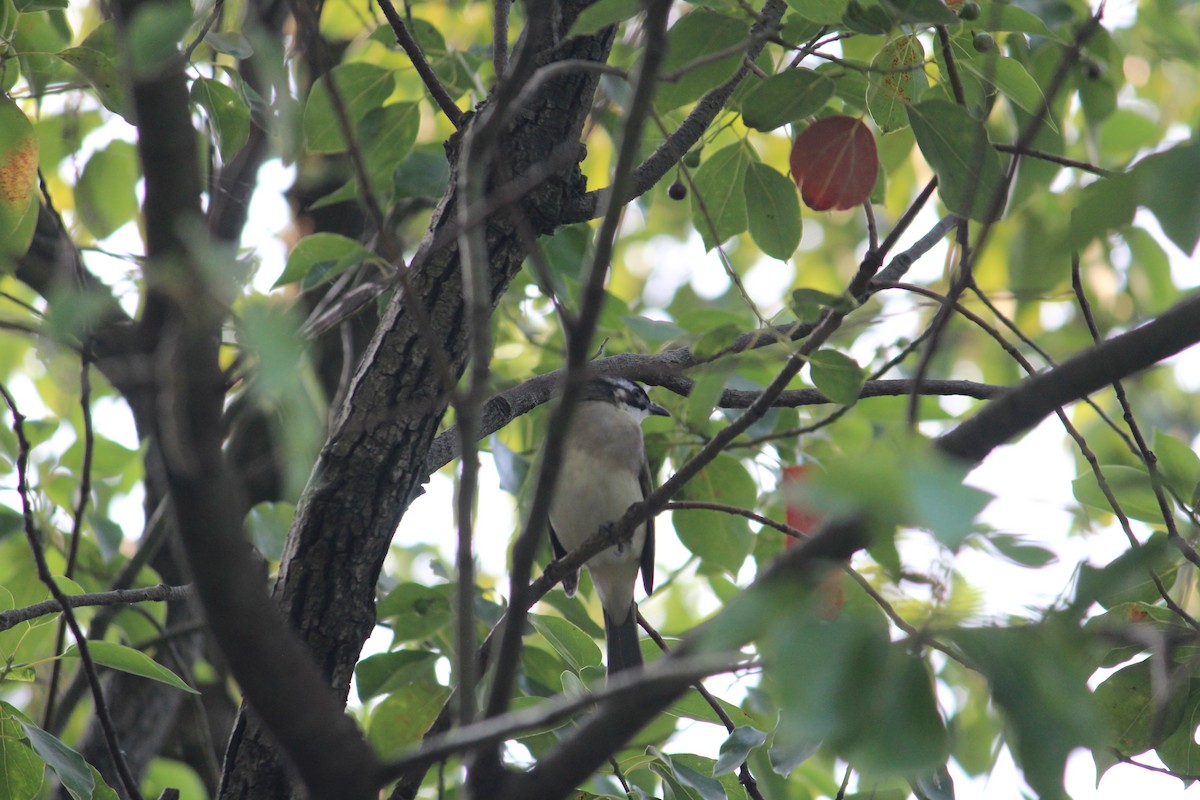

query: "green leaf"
(908, 453), (991, 551)
(657, 10), (749, 112)
(907, 99), (1006, 222)
(690, 325), (741, 365)
(14, 10), (75, 99)
(14, 0), (69, 10)
(567, 0), (642, 37)
(952, 622), (1104, 800)
(740, 69), (835, 132)
(714, 726), (767, 776)
(879, 0), (958, 24)
(1095, 658), (1188, 755)
(191, 77), (251, 163)
(57, 24), (131, 120)
(842, 650), (949, 776)
(674, 455), (756, 575)
(665, 690), (757, 730)
(958, 54), (1046, 118)
(764, 610), (890, 745)
(0, 702), (46, 798)
(983, 533), (1057, 568)
(204, 30), (253, 58)
(867, 35), (928, 134)
(273, 232), (376, 289)
(1156, 679), (1200, 781)
(63, 640), (200, 694)
(355, 650), (438, 701)
(808, 349), (864, 406)
(691, 142), (753, 250)
(74, 140), (141, 240)
(1067, 172), (1138, 248)
(393, 148), (451, 200)
(529, 613), (603, 671)
(785, 0), (848, 25)
(0, 98), (39, 262)
(1071, 465), (1164, 524)
(367, 683), (451, 757)
(964, 1), (1059, 39)
(126, 0), (193, 77)
(303, 63), (396, 153)
(377, 583), (453, 641)
(1131, 138), (1200, 254)
(244, 502), (293, 562)
(744, 162), (802, 260)
(842, 0), (895, 34)
(667, 754), (727, 800)
(141, 759), (201, 800)
(357, 101), (421, 193)
(16, 720), (94, 800)
(1153, 429), (1200, 500)
(1074, 533), (1177, 611)
(789, 287), (853, 323)
(684, 359), (733, 426)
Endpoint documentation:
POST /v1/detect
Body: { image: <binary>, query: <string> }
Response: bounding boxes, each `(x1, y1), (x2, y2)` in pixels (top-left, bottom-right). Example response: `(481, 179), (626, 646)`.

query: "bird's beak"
(649, 401), (670, 417)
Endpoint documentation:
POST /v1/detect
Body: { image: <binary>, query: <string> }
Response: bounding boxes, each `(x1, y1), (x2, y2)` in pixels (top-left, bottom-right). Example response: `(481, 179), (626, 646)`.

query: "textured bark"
(216, 19), (618, 800)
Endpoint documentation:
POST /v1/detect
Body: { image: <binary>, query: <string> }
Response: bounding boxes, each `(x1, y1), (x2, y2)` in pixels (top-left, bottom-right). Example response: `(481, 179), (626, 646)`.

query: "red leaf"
(780, 464), (843, 618)
(789, 116), (879, 211)
(781, 465), (822, 539)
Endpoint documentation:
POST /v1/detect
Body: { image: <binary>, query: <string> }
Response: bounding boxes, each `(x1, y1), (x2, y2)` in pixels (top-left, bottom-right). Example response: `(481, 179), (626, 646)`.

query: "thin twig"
(377, 651), (742, 781)
(0, 584), (194, 632)
(935, 26), (966, 107)
(375, 0), (464, 127)
(44, 356), (95, 728)
(1071, 257), (1200, 571)
(967, 284), (1139, 456)
(891, 282), (1200, 631)
(0, 381), (145, 800)
(637, 611), (768, 800)
(993, 144), (1114, 175)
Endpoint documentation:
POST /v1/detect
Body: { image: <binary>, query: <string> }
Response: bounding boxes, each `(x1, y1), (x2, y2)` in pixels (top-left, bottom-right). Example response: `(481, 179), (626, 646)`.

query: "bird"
(547, 376), (669, 674)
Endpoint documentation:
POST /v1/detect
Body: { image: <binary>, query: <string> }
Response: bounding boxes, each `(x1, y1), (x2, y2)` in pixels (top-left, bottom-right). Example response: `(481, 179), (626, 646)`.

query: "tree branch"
(424, 374), (1005, 473)
(375, 0), (464, 127)
(0, 585), (194, 633)
(936, 291), (1200, 464)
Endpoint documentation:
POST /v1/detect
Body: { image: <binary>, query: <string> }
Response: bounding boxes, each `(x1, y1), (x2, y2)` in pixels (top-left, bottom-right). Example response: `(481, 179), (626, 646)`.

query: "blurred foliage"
(0, 0), (1198, 798)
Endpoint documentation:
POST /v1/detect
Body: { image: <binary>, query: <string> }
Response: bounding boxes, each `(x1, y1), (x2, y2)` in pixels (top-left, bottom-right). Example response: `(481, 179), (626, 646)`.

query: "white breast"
(548, 401), (649, 618)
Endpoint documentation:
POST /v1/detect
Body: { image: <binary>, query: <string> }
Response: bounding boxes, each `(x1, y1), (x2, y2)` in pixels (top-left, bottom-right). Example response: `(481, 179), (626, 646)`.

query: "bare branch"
(0, 585), (194, 632)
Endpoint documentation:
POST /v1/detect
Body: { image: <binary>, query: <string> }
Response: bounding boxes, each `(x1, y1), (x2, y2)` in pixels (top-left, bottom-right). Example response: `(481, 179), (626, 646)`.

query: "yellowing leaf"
(0, 98), (39, 262)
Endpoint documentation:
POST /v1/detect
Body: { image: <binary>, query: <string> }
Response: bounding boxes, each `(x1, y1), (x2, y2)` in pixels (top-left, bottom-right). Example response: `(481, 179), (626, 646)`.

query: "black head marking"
(584, 376), (670, 417)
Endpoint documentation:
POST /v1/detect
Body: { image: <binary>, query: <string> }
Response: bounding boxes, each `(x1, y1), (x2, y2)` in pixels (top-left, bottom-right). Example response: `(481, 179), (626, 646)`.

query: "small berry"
(972, 32), (996, 53)
(683, 149), (702, 168)
(957, 1), (981, 19)
(668, 181), (687, 200)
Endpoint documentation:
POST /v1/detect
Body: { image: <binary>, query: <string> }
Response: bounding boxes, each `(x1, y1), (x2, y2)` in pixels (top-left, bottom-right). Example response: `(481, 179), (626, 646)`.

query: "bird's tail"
(603, 604), (642, 674)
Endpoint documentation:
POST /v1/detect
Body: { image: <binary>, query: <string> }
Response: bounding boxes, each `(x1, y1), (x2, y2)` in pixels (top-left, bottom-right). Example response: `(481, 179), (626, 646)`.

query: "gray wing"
(639, 458), (655, 596)
(548, 522), (578, 596)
